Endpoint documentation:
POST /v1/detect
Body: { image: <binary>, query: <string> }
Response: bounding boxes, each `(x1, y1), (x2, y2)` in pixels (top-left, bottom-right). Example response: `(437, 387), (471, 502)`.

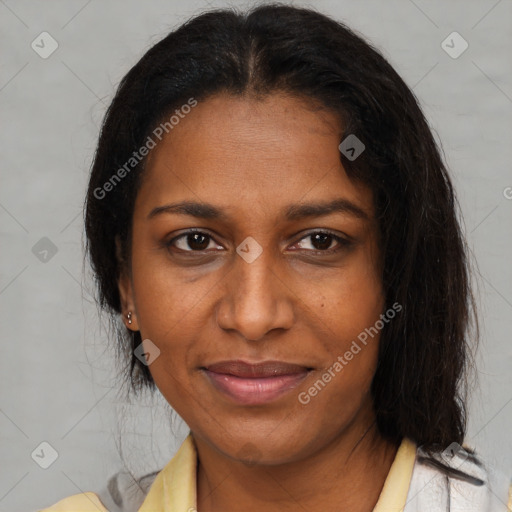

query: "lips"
(202, 360), (312, 405)
(205, 360), (310, 378)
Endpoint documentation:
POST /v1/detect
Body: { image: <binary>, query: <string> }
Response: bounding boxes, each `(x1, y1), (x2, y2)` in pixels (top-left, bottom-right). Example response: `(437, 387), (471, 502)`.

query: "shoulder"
(38, 492), (108, 511)
(96, 470), (159, 512)
(405, 442), (512, 511)
(38, 470), (159, 512)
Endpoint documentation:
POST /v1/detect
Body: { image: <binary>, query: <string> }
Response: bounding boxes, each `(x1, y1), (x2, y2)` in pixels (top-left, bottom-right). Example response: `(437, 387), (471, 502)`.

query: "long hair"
(84, 3), (477, 450)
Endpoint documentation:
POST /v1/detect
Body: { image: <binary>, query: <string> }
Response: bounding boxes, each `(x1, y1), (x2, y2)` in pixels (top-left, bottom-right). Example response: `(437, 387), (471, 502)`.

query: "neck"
(195, 415), (399, 512)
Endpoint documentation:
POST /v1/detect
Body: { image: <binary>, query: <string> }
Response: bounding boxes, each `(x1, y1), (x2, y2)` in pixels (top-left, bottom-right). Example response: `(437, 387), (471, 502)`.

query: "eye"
(166, 230), (223, 252)
(165, 229), (352, 255)
(291, 230), (352, 254)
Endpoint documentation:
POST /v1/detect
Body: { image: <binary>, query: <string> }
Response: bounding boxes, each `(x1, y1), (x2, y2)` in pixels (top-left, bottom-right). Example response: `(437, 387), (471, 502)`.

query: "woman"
(40, 4), (511, 511)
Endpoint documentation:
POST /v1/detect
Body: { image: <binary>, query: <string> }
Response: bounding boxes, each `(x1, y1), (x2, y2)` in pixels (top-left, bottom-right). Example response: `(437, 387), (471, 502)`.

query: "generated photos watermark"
(298, 302), (402, 405)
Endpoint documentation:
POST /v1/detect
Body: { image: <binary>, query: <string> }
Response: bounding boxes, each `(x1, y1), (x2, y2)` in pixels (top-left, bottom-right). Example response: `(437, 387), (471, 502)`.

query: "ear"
(116, 236), (140, 331)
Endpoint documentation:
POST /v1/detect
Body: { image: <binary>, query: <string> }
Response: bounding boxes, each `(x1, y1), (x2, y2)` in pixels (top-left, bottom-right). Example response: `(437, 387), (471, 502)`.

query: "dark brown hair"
(84, 3), (477, 450)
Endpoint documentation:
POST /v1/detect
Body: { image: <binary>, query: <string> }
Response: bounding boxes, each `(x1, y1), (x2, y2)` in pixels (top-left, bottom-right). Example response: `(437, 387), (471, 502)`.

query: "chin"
(201, 425), (318, 467)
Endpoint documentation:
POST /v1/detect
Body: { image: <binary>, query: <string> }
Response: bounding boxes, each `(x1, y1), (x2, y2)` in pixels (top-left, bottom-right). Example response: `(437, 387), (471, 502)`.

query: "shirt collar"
(139, 433), (416, 512)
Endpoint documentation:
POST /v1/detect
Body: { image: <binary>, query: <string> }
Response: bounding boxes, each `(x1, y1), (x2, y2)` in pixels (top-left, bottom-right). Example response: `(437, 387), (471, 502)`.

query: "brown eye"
(184, 232), (210, 250)
(166, 231), (223, 252)
(293, 231), (352, 254)
(310, 233), (335, 251)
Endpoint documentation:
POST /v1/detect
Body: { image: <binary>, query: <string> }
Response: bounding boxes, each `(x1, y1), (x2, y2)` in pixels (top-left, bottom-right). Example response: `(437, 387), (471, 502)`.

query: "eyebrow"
(147, 198), (369, 221)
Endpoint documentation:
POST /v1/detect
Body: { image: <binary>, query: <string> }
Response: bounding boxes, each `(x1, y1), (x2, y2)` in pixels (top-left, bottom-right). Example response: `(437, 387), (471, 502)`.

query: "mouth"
(201, 360), (313, 405)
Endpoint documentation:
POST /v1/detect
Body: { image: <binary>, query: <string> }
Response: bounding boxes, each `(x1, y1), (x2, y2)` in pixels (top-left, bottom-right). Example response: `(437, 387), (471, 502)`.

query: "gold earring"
(127, 311), (132, 325)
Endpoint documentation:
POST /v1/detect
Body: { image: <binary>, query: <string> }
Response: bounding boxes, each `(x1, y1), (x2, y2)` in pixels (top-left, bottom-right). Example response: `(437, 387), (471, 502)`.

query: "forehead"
(136, 92), (373, 220)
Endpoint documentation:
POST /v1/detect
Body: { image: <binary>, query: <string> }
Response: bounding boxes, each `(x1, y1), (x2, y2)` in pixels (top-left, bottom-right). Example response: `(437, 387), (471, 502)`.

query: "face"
(119, 92), (385, 464)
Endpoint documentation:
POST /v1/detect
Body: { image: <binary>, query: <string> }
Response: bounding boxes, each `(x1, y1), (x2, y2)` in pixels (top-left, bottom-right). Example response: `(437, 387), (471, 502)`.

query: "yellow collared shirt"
(39, 434), (418, 512)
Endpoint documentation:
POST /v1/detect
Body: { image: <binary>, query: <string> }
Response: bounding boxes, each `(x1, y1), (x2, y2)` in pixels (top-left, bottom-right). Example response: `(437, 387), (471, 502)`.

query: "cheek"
(307, 254), (383, 399)
(128, 253), (208, 387)
(316, 259), (384, 350)
(298, 301), (382, 432)
(130, 244), (210, 336)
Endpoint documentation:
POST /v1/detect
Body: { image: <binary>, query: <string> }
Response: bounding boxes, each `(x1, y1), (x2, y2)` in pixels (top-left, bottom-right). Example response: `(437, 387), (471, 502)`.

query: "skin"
(118, 92), (398, 512)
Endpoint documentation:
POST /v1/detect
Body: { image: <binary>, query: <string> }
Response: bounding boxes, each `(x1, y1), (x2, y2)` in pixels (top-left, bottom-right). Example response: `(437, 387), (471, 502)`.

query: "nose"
(215, 248), (295, 342)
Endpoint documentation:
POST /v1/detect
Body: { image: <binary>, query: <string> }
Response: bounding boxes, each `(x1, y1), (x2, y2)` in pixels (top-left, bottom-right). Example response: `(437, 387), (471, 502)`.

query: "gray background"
(1, 0), (511, 510)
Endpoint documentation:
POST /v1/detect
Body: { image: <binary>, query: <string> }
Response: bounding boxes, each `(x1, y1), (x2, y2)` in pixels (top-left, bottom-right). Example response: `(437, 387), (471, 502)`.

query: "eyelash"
(164, 228), (352, 256)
